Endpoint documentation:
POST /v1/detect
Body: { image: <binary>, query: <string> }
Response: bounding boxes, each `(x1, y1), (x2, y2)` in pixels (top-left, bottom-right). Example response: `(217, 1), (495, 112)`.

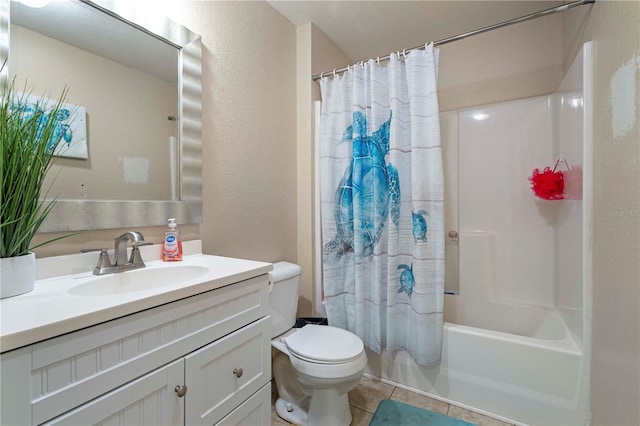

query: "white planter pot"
(1, 252), (36, 299)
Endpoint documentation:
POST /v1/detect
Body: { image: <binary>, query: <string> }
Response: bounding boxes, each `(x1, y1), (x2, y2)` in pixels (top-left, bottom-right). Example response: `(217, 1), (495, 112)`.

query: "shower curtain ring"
(402, 49), (407, 59)
(320, 72), (324, 79)
(333, 69), (337, 78)
(376, 57), (380, 64)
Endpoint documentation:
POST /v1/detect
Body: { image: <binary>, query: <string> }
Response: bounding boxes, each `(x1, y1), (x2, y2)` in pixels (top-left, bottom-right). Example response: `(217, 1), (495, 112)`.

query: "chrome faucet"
(82, 231), (153, 275)
(114, 231), (145, 266)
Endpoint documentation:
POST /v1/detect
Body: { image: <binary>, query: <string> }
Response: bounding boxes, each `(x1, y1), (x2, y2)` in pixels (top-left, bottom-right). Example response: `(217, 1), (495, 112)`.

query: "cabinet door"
(43, 359), (184, 426)
(185, 317), (271, 426)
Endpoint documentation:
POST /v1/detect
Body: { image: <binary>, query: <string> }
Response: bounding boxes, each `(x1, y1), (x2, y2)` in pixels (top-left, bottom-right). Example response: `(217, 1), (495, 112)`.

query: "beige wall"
(167, 1), (297, 263)
(296, 23), (314, 317)
(437, 13), (563, 111)
(563, 2), (640, 425)
(296, 23), (352, 316)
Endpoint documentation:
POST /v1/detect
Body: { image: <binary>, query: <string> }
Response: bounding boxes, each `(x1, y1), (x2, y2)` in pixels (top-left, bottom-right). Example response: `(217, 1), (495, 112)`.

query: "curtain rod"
(312, 0), (594, 81)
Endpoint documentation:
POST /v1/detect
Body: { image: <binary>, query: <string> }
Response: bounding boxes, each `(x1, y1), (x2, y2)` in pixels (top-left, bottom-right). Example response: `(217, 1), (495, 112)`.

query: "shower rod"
(312, 0), (595, 81)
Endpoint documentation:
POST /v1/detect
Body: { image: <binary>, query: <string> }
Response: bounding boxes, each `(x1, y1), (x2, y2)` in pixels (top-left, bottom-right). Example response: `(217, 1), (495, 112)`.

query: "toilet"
(269, 262), (367, 426)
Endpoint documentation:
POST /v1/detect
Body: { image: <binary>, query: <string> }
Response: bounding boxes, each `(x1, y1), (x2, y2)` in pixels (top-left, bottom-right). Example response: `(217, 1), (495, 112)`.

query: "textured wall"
(166, 1), (298, 263)
(563, 2), (640, 424)
(296, 23), (352, 316)
(436, 14), (563, 112)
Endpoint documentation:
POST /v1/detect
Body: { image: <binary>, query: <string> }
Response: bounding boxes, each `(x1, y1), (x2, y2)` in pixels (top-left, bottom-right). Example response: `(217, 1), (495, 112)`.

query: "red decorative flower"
(529, 167), (564, 200)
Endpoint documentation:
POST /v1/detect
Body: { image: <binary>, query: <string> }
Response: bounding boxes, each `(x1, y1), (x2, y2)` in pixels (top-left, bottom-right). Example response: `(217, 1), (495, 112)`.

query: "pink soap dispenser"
(162, 218), (183, 261)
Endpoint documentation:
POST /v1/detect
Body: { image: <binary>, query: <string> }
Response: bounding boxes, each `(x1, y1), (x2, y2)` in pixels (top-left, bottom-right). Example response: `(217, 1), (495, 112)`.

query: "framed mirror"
(1, 0), (202, 232)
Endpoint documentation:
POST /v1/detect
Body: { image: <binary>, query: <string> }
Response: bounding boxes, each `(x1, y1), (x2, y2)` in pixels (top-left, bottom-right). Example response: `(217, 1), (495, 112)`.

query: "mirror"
(1, 0), (202, 232)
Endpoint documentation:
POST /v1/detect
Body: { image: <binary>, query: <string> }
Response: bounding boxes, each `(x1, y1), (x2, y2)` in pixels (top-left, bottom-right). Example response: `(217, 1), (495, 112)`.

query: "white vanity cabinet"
(1, 274), (272, 426)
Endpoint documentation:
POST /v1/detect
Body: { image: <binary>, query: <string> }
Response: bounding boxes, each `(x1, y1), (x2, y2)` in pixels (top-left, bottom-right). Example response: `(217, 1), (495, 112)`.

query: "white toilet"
(269, 262), (367, 426)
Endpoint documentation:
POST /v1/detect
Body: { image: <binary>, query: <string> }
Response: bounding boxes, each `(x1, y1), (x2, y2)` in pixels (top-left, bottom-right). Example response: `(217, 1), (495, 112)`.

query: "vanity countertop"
(0, 244), (272, 353)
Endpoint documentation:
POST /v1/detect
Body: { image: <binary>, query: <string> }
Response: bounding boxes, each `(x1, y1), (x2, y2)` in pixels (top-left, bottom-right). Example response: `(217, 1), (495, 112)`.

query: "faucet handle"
(129, 242), (153, 265)
(81, 248), (113, 275)
(81, 248), (108, 254)
(132, 241), (153, 248)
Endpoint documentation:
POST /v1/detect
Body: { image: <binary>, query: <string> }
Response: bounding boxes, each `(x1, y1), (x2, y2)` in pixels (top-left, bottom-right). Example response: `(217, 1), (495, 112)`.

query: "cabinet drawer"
(215, 383), (271, 426)
(185, 316), (271, 426)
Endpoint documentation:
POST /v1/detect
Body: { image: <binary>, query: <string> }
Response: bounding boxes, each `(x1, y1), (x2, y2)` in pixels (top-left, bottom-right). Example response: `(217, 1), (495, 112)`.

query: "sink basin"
(69, 265), (210, 296)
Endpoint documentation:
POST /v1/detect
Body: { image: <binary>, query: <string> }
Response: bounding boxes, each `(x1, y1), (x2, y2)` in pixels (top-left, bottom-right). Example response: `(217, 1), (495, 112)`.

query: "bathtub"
(366, 234), (588, 425)
(365, 299), (588, 425)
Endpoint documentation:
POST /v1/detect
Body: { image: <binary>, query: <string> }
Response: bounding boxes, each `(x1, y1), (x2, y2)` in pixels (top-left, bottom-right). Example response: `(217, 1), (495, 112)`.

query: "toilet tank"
(269, 261), (301, 338)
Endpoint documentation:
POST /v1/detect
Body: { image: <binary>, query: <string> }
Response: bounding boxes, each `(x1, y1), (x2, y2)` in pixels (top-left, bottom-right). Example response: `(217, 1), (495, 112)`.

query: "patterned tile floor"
(271, 376), (516, 426)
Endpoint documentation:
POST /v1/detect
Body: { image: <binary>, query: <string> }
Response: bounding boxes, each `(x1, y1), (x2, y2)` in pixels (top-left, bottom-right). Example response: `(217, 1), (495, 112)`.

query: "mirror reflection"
(11, 0), (179, 201)
(4, 0), (202, 232)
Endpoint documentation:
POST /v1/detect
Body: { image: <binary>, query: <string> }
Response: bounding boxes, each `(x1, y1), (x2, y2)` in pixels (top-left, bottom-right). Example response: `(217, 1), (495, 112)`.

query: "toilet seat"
(272, 325), (368, 380)
(284, 325), (364, 364)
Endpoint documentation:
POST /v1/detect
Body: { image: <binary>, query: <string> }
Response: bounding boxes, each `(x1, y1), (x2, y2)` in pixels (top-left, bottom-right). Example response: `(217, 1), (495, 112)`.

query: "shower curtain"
(319, 44), (444, 365)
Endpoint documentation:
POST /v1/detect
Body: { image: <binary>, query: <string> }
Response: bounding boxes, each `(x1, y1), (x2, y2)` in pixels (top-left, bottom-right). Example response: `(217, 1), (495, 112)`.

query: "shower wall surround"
(443, 90), (584, 338)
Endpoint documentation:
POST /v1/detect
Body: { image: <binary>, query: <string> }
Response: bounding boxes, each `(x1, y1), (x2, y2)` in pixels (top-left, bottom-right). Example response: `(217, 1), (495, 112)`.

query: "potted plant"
(1, 78), (70, 298)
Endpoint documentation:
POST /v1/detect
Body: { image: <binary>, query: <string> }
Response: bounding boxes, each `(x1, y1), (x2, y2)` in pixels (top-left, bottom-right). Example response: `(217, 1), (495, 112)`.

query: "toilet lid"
(284, 325), (364, 363)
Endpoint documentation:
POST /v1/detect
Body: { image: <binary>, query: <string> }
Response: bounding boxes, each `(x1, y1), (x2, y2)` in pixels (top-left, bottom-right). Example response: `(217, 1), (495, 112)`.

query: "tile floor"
(271, 376), (516, 426)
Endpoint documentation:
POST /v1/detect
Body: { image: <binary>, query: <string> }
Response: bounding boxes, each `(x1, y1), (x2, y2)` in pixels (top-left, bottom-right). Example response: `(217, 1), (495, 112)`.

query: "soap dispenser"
(162, 218), (183, 261)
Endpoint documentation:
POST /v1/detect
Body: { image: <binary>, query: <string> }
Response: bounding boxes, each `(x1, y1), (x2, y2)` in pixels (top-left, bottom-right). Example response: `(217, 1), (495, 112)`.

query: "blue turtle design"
(13, 102), (73, 152)
(324, 111), (400, 262)
(397, 263), (415, 298)
(52, 109), (73, 149)
(412, 210), (429, 242)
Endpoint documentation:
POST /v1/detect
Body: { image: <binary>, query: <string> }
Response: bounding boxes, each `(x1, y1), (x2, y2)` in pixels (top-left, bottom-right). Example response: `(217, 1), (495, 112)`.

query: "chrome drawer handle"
(233, 368), (243, 378)
(174, 384), (187, 397)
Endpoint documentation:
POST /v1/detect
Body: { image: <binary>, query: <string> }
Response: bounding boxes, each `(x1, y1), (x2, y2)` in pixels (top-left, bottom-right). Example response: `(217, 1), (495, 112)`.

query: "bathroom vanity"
(0, 243), (273, 425)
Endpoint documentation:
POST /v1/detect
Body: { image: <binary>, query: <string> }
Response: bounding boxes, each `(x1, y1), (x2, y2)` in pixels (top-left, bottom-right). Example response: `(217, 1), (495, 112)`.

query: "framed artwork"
(16, 93), (88, 159)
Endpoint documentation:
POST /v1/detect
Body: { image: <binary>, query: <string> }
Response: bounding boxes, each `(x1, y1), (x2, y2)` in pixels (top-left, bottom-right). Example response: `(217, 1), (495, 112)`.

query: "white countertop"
(0, 244), (272, 353)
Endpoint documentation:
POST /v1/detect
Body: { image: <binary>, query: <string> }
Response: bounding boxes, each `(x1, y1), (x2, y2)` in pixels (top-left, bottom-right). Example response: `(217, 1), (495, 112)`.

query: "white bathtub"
(444, 295), (574, 341)
(363, 226), (588, 425)
(366, 300), (588, 425)
(376, 223), (587, 425)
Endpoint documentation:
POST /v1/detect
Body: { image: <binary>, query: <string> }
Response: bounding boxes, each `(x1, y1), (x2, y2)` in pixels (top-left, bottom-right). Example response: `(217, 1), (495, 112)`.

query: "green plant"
(1, 78), (70, 258)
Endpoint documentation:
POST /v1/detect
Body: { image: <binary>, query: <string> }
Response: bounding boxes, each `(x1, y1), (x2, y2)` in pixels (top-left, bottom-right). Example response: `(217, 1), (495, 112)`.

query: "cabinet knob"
(174, 384), (187, 397)
(233, 368), (243, 378)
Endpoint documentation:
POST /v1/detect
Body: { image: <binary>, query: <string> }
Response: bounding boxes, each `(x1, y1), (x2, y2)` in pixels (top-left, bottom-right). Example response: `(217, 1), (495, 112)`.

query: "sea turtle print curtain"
(319, 44), (444, 365)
